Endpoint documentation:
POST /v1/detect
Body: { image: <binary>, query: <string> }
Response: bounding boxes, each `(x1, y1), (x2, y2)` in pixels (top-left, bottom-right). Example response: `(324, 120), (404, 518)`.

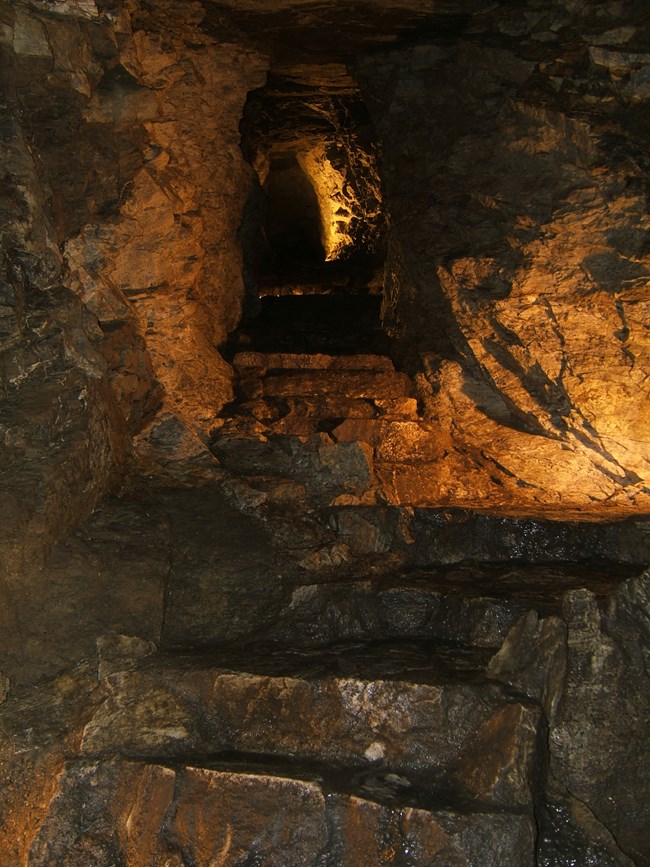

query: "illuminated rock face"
(358, 38), (650, 516)
(241, 71), (384, 282)
(5, 0), (647, 516)
(62, 29), (268, 435)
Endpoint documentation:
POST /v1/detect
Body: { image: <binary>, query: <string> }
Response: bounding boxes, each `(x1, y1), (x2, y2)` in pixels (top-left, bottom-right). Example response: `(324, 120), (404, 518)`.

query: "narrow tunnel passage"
(220, 71), (400, 437)
(263, 153), (326, 266)
(237, 74), (385, 303)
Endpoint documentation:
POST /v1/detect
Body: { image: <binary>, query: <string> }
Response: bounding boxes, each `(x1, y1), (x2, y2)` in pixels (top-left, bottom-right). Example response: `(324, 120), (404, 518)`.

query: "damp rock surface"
(25, 759), (537, 867)
(0, 570), (648, 865)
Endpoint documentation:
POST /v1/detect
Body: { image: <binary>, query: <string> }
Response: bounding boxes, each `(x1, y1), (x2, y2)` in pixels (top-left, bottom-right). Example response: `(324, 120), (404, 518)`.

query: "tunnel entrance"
(220, 72), (394, 435)
(237, 72), (385, 311)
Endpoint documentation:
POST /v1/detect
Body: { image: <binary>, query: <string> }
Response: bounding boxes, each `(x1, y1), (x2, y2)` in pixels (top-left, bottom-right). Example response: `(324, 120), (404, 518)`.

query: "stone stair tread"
(240, 369), (415, 400)
(80, 638), (543, 814)
(374, 396), (420, 418)
(391, 563), (628, 605)
(233, 351), (396, 372)
(30, 757), (536, 867)
(230, 395), (419, 422)
(176, 753), (470, 812)
(269, 564), (631, 649)
(274, 577), (534, 650)
(219, 415), (321, 438)
(231, 396), (376, 422)
(61, 750), (518, 815)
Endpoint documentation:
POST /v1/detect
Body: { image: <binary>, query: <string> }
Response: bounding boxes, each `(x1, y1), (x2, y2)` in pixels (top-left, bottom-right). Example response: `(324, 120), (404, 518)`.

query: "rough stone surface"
(0, 563), (647, 864)
(550, 572), (650, 865)
(80, 651), (543, 808)
(269, 565), (625, 650)
(4, 0), (268, 463)
(0, 663), (103, 867)
(358, 27), (650, 516)
(488, 611), (567, 721)
(160, 487), (281, 648)
(24, 759), (537, 867)
(538, 775), (636, 867)
(0, 496), (170, 685)
(62, 29), (268, 435)
(210, 431), (375, 506)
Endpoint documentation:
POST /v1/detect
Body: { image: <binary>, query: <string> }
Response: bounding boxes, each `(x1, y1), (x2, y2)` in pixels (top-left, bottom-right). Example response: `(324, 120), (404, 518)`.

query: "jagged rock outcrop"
(1, 15), (128, 574)
(357, 9), (650, 514)
(60, 16), (268, 433)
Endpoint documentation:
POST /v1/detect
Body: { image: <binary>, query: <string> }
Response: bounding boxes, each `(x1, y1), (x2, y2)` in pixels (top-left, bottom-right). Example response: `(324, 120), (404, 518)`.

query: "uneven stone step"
(209, 433), (373, 501)
(80, 642), (543, 810)
(231, 395), (420, 423)
(256, 415), (322, 437)
(28, 758), (536, 867)
(233, 351), (396, 373)
(218, 414), (323, 438)
(222, 401), (424, 439)
(233, 396), (375, 422)
(239, 369), (415, 400)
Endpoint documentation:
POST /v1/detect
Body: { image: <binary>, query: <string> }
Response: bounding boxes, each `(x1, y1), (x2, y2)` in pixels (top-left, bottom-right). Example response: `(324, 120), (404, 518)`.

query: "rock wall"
(60, 8), (268, 437)
(0, 0), (267, 667)
(359, 13), (650, 516)
(5, 0), (267, 459)
(1, 4), (127, 573)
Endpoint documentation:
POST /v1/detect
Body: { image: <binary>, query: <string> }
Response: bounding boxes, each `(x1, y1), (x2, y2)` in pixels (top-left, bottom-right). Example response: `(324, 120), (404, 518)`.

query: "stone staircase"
(22, 591), (549, 866)
(2, 489), (645, 864)
(210, 292), (448, 508)
(5, 288), (645, 865)
(228, 349), (418, 438)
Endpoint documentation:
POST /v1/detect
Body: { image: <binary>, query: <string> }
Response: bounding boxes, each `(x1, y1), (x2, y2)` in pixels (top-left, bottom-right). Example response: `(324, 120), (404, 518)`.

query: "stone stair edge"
(57, 752), (534, 819)
(232, 351), (397, 372)
(32, 756), (537, 867)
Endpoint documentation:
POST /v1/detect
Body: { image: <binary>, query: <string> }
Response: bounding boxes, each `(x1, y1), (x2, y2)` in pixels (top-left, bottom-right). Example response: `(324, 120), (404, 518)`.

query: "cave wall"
(359, 14), (650, 514)
(2, 0), (269, 474)
(0, 1), (129, 576)
(0, 0), (268, 671)
(0, 3), (648, 862)
(60, 10), (268, 436)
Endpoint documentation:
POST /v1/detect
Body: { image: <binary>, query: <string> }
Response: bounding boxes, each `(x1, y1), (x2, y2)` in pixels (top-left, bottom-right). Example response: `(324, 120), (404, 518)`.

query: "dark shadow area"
(222, 293), (390, 357)
(264, 154), (325, 264)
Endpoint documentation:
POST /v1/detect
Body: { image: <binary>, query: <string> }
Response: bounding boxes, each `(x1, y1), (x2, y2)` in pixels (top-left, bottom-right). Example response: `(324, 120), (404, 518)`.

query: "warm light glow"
(297, 144), (356, 261)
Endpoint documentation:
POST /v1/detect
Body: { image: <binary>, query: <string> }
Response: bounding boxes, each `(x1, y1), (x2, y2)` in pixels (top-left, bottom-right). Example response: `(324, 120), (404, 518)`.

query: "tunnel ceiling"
(138, 0), (473, 66)
(136, 0), (650, 68)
